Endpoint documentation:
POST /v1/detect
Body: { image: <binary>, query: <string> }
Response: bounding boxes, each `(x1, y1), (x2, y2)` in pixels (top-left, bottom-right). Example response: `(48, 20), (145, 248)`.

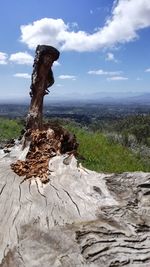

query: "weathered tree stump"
(1, 148), (150, 266)
(1, 45), (150, 266)
(11, 45), (78, 183)
(26, 45), (60, 130)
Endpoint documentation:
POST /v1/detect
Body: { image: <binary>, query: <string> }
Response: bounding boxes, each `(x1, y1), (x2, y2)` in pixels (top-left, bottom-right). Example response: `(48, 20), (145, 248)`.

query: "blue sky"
(0, 0), (150, 102)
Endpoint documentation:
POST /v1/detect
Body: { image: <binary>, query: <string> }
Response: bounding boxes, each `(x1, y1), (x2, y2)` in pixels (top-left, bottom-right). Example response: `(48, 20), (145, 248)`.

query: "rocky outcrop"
(0, 144), (150, 266)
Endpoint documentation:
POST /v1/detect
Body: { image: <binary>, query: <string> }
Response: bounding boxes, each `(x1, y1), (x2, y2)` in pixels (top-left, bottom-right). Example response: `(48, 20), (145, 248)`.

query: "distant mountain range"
(124, 93), (150, 104)
(84, 93), (150, 104)
(1, 93), (150, 105)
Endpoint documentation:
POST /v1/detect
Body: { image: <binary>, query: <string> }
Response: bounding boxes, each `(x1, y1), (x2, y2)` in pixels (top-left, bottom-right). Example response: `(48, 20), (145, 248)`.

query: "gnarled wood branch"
(26, 45), (60, 130)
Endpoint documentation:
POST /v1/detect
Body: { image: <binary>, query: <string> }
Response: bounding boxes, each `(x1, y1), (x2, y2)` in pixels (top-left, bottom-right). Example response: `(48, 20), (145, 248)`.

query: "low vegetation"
(1, 117), (150, 173)
(66, 124), (150, 173)
(94, 115), (150, 146)
(0, 118), (23, 141)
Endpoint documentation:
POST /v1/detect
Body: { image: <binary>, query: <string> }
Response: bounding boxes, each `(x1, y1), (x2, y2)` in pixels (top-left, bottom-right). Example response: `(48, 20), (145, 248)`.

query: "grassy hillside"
(0, 118), (23, 141)
(66, 124), (150, 173)
(0, 118), (150, 173)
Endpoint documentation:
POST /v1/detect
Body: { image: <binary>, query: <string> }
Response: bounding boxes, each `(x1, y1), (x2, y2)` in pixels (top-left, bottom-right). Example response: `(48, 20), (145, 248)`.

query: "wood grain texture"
(0, 145), (150, 266)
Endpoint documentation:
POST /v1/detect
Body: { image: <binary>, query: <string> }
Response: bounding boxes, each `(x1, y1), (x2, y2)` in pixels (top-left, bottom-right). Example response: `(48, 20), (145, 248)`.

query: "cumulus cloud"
(88, 69), (122, 76)
(20, 0), (150, 52)
(20, 18), (67, 50)
(105, 52), (117, 62)
(145, 68), (150, 72)
(13, 73), (31, 79)
(59, 75), (76, 80)
(9, 52), (33, 65)
(0, 52), (8, 64)
(107, 76), (128, 81)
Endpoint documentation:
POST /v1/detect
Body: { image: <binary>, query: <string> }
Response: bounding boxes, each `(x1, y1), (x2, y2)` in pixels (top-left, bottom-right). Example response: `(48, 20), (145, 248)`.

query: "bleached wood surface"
(0, 145), (150, 266)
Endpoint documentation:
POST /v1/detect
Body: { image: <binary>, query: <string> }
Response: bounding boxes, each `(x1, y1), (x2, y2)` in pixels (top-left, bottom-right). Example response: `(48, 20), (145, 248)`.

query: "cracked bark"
(1, 153), (150, 266)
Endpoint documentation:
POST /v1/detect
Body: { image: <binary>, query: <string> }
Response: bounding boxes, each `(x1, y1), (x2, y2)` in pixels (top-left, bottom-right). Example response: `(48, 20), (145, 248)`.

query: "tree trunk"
(26, 45), (59, 130)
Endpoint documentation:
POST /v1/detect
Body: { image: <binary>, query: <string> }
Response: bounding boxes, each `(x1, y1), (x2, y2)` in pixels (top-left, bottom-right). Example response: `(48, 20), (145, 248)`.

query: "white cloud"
(56, 84), (63, 87)
(59, 75), (76, 80)
(107, 76), (128, 81)
(9, 52), (33, 65)
(105, 52), (117, 62)
(53, 61), (61, 67)
(88, 69), (122, 76)
(0, 52), (8, 64)
(20, 18), (67, 50)
(13, 73), (31, 79)
(145, 68), (150, 72)
(20, 1), (150, 52)
(70, 22), (78, 29)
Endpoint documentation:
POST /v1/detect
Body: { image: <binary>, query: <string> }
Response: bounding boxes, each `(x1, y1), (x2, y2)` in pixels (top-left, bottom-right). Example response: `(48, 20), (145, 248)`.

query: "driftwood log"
(0, 147), (150, 266)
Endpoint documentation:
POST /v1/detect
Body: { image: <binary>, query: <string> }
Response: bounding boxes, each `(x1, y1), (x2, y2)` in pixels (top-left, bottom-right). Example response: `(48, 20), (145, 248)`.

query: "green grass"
(0, 118), (150, 173)
(0, 118), (23, 141)
(66, 124), (150, 173)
